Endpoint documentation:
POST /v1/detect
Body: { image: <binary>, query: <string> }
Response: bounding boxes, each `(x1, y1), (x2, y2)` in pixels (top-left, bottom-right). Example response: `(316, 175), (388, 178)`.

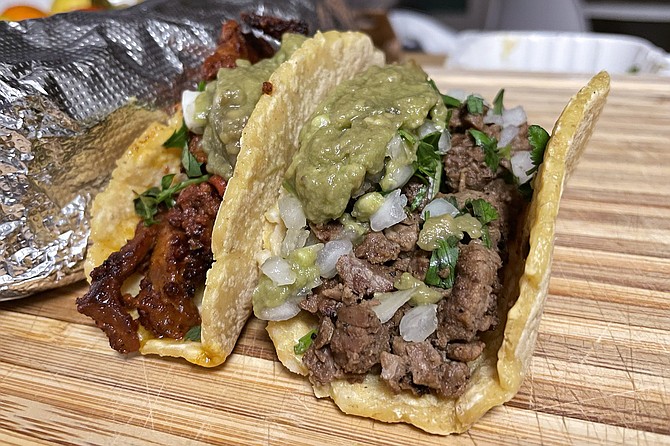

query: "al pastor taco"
(251, 65), (610, 432)
(76, 19), (384, 367)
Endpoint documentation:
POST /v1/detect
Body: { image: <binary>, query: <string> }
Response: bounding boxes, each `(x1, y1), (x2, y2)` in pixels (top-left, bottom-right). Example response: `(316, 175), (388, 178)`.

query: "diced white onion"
(483, 110), (504, 126)
(316, 239), (353, 279)
(372, 289), (415, 323)
(511, 151), (534, 185)
(382, 164), (415, 191)
(445, 88), (467, 102)
(278, 195), (306, 230)
(181, 90), (204, 134)
(421, 197), (460, 220)
(437, 130), (451, 154)
(281, 228), (310, 257)
(386, 133), (406, 159)
(256, 298), (302, 321)
(498, 125), (519, 148)
(261, 256), (296, 286)
(503, 106), (527, 127)
(400, 304), (438, 342)
(370, 189), (407, 232)
(417, 121), (439, 139)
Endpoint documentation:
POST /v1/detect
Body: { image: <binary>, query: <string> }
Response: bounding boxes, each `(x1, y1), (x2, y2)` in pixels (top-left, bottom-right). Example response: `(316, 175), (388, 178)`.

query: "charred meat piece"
(76, 221), (160, 353)
(336, 255), (395, 296)
(354, 231), (401, 264)
(137, 182), (221, 338)
(241, 12), (309, 39)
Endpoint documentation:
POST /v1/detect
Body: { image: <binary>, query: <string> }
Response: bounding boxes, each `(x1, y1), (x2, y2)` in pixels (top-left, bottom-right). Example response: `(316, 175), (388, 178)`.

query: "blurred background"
(2, 0), (669, 74)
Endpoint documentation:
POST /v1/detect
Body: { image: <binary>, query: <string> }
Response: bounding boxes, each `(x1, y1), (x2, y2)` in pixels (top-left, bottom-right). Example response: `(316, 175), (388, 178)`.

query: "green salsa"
(287, 63), (447, 223)
(201, 33), (307, 179)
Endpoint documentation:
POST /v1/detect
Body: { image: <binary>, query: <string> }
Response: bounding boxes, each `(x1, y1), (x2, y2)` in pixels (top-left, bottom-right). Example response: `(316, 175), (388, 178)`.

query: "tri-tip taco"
(77, 17), (385, 367)
(250, 64), (610, 433)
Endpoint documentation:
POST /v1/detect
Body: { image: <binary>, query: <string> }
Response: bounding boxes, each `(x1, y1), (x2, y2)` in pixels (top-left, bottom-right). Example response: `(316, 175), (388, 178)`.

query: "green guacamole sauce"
(286, 63), (447, 224)
(201, 33), (307, 179)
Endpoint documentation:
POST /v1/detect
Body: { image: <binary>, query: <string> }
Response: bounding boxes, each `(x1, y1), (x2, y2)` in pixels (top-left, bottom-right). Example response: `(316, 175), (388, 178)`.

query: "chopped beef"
(262, 81), (273, 95)
(313, 317), (335, 350)
(436, 242), (501, 346)
(391, 250), (431, 281)
(303, 345), (342, 386)
(445, 341), (486, 362)
(76, 221), (159, 353)
(330, 302), (389, 375)
(383, 214), (419, 252)
(309, 220), (343, 243)
(336, 255), (394, 296)
(354, 231), (401, 264)
(443, 133), (498, 192)
(188, 134), (208, 164)
(201, 20), (249, 81)
(401, 178), (429, 211)
(381, 337), (470, 398)
(448, 105), (485, 132)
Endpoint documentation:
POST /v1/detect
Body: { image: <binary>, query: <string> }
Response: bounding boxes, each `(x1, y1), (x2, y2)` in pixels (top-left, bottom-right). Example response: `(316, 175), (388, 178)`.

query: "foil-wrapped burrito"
(0, 0), (351, 300)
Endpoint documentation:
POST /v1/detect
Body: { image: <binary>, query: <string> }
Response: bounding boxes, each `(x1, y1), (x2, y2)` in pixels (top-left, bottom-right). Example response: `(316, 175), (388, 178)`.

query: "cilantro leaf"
(481, 226), (493, 249)
(526, 125), (550, 175)
(398, 129), (417, 146)
(294, 329), (318, 355)
(466, 95), (484, 115)
(413, 133), (443, 199)
(428, 79), (461, 108)
(468, 129), (500, 172)
(163, 121), (189, 149)
(183, 325), (201, 342)
(493, 89), (505, 115)
(134, 174), (211, 226)
(181, 144), (204, 178)
(197, 80), (206, 92)
(464, 198), (499, 225)
(424, 236), (460, 289)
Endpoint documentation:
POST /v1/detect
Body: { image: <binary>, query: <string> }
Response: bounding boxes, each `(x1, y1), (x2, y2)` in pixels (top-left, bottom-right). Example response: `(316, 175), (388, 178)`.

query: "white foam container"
(446, 31), (670, 75)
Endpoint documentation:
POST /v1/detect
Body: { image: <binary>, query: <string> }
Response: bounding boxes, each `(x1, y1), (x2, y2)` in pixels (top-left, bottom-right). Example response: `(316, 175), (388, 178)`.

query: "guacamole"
(201, 33), (307, 179)
(287, 63), (447, 223)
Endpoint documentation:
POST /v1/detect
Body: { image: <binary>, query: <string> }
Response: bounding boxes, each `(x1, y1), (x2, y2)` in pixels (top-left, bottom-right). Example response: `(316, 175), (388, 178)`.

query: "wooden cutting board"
(1, 69), (669, 445)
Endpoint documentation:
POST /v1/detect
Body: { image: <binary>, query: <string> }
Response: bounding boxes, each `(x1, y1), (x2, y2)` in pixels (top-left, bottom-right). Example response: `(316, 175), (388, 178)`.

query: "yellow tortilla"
(266, 71), (611, 433)
(84, 31), (385, 366)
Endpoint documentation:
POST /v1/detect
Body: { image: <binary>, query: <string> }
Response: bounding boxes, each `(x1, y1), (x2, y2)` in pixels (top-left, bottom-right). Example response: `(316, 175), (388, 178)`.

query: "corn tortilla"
(84, 31), (385, 366)
(265, 71), (611, 433)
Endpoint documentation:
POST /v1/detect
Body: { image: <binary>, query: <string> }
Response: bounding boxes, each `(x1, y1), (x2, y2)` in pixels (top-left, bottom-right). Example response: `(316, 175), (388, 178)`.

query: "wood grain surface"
(1, 69), (669, 445)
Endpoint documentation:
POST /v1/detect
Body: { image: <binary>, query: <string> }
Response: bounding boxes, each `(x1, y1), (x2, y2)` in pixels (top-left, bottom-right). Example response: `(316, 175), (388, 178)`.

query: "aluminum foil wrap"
(0, 0), (353, 300)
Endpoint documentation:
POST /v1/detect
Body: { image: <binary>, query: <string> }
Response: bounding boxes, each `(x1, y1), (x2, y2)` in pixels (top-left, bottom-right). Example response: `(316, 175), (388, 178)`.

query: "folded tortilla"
(84, 31), (385, 367)
(263, 71), (610, 433)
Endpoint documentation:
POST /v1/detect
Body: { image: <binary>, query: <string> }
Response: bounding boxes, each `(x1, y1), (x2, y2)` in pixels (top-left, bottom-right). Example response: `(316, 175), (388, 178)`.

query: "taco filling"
(77, 16), (308, 354)
(253, 62), (550, 397)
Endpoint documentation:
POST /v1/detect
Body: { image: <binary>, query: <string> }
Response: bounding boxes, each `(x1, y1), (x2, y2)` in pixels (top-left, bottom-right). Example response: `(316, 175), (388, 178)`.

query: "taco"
(252, 66), (610, 432)
(76, 20), (385, 367)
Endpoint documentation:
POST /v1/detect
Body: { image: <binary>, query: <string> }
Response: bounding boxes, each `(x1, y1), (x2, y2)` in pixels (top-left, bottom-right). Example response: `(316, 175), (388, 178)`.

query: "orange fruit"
(1, 6), (47, 20)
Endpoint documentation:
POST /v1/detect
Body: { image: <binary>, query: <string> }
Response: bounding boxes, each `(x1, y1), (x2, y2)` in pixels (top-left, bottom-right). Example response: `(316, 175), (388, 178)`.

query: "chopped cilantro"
(294, 329), (318, 355)
(428, 79), (461, 108)
(464, 198), (499, 225)
(526, 125), (550, 175)
(163, 121), (189, 149)
(183, 325), (202, 342)
(468, 129), (500, 172)
(134, 174), (211, 226)
(466, 95), (484, 115)
(493, 89), (505, 115)
(197, 80), (206, 92)
(424, 236), (460, 289)
(181, 144), (204, 178)
(414, 132), (443, 198)
(398, 129), (417, 145)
